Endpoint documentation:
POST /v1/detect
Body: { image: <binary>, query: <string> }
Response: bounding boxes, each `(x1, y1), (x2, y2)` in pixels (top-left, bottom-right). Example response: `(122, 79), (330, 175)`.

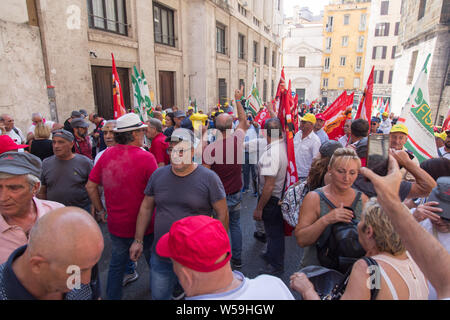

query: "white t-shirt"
(258, 139), (288, 199)
(420, 218), (450, 300)
(293, 130), (321, 179)
(439, 146), (450, 159)
(186, 271), (294, 300)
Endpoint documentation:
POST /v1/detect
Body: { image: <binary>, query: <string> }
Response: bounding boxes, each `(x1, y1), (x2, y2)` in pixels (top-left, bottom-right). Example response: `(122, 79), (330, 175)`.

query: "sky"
(283, 0), (330, 16)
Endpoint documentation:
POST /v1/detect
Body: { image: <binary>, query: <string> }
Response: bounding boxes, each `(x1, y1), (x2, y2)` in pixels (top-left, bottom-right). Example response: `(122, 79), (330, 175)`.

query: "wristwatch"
(134, 239), (144, 245)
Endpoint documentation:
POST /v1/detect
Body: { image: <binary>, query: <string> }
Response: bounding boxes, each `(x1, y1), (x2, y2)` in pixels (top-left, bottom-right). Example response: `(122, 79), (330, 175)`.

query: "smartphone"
(366, 134), (390, 176)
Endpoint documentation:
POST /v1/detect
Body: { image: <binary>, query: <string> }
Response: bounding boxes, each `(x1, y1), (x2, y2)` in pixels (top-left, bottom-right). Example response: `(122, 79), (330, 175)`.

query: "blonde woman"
(30, 123), (53, 161)
(291, 198), (429, 300)
(295, 148), (369, 269)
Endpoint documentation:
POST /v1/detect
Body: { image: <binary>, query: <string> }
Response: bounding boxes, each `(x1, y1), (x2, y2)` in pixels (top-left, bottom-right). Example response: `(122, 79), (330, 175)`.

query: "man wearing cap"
(370, 117), (383, 134)
(186, 106), (194, 118)
(173, 111), (186, 130)
(88, 113), (106, 158)
(389, 123), (420, 181)
(145, 118), (169, 167)
(202, 86), (249, 270)
(0, 136), (28, 155)
(86, 113), (158, 300)
(0, 152), (64, 264)
(71, 118), (93, 160)
(439, 130), (450, 159)
(293, 113), (321, 181)
(0, 114), (26, 147)
(63, 111), (82, 135)
(413, 177), (450, 299)
(379, 112), (392, 134)
(313, 113), (329, 145)
(156, 215), (294, 300)
(39, 129), (93, 212)
(130, 127), (228, 300)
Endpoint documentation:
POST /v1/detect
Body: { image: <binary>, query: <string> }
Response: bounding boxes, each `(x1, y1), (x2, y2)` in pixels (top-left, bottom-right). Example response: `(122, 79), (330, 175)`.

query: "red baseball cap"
(156, 215), (231, 272)
(0, 135), (28, 154)
(315, 113), (326, 121)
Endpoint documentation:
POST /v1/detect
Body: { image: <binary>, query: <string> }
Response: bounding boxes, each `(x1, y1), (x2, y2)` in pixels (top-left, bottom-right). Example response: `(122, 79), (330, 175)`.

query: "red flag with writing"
(254, 108), (271, 128)
(323, 91), (354, 141)
(112, 53), (127, 119)
(276, 67), (286, 129)
(355, 66), (374, 122)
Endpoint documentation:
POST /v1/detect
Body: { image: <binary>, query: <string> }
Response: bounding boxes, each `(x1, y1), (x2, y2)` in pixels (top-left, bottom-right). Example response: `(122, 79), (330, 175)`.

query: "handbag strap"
(315, 189), (337, 210)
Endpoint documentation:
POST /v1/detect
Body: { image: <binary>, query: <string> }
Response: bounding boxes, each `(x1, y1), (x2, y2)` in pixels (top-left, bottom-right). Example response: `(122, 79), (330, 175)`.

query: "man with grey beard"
(71, 118), (93, 160)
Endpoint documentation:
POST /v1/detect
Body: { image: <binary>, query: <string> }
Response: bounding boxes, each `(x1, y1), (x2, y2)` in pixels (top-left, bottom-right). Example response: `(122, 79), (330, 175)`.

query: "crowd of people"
(0, 90), (449, 301)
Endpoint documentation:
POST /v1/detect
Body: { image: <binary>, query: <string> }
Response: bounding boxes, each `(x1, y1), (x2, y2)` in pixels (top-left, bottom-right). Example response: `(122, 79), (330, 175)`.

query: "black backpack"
(315, 189), (366, 274)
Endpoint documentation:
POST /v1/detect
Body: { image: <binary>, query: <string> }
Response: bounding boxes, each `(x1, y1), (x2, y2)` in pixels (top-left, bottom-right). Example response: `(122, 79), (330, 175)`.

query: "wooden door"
(159, 71), (175, 109)
(91, 66), (130, 120)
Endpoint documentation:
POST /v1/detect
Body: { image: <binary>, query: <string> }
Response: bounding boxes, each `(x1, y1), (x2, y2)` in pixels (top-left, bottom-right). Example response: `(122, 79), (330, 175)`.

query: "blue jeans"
(106, 233), (153, 300)
(150, 253), (178, 300)
(242, 152), (257, 191)
(227, 191), (242, 261)
(262, 197), (285, 270)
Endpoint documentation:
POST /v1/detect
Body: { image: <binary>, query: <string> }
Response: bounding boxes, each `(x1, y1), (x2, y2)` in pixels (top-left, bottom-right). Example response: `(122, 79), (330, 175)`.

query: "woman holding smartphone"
(295, 148), (369, 269)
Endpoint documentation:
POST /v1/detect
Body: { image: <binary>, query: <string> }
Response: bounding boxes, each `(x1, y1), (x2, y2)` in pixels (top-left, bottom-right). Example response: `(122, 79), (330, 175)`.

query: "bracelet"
(236, 100), (241, 102)
(134, 239), (144, 245)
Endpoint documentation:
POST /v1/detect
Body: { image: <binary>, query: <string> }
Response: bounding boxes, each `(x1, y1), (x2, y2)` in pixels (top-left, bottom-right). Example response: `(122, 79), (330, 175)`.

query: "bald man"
(202, 86), (249, 269)
(0, 207), (104, 300)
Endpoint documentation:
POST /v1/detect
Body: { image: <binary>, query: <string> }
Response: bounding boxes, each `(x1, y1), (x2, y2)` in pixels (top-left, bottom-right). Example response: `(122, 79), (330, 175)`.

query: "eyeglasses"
(167, 147), (191, 157)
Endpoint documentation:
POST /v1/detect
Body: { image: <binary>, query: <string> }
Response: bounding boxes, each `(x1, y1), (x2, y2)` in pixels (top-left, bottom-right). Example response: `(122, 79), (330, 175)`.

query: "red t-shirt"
(89, 144), (158, 238)
(203, 130), (244, 195)
(149, 132), (169, 165)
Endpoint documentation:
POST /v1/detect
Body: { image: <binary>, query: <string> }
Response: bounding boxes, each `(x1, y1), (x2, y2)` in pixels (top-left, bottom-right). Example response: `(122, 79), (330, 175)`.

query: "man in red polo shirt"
(146, 118), (169, 167)
(71, 118), (93, 160)
(203, 86), (249, 269)
(86, 113), (158, 300)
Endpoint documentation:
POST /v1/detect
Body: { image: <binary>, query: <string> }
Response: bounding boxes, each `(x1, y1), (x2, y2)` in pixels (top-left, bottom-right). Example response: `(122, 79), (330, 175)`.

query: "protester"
(86, 113), (158, 300)
(439, 130), (450, 159)
(203, 86), (248, 269)
(130, 128), (228, 300)
(173, 111), (186, 130)
(29, 123), (53, 161)
(88, 113), (106, 157)
(242, 114), (261, 196)
(388, 124), (419, 181)
(295, 148), (368, 269)
(0, 136), (28, 155)
(412, 177), (450, 299)
(94, 120), (117, 165)
(338, 119), (352, 147)
(71, 118), (93, 160)
(156, 215), (294, 300)
(313, 113), (329, 145)
(435, 132), (446, 156)
(0, 114), (25, 146)
(0, 152), (64, 263)
(253, 118), (287, 276)
(370, 117), (382, 134)
(186, 106), (194, 118)
(361, 155), (450, 299)
(146, 118), (169, 167)
(0, 207), (103, 300)
(379, 112), (392, 134)
(39, 129), (93, 211)
(26, 112), (59, 143)
(164, 112), (175, 137)
(349, 119), (369, 166)
(293, 113), (321, 181)
(63, 110), (82, 135)
(291, 198), (429, 300)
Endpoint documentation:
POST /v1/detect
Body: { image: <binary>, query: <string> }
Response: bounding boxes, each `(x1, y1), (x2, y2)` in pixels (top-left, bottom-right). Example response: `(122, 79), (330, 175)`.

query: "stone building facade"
(391, 0), (449, 123)
(0, 0), (283, 133)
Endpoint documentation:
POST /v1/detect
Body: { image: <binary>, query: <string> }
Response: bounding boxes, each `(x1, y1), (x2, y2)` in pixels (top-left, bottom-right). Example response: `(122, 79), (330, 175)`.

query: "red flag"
(443, 109), (450, 132)
(323, 91), (354, 141)
(355, 66), (374, 122)
(112, 53), (127, 119)
(293, 94), (299, 133)
(276, 67), (286, 128)
(254, 108), (271, 128)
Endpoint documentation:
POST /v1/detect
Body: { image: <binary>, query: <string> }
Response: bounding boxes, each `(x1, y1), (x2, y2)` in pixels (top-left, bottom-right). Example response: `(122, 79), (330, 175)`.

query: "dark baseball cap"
(52, 129), (74, 142)
(79, 109), (88, 117)
(71, 110), (82, 118)
(428, 176), (450, 221)
(165, 128), (194, 145)
(71, 118), (89, 128)
(174, 110), (186, 118)
(320, 140), (343, 158)
(0, 152), (42, 178)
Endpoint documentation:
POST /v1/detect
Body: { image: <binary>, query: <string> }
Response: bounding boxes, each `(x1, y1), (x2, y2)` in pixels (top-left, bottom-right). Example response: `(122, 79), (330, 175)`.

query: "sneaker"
(253, 231), (267, 243)
(122, 271), (139, 287)
(258, 264), (284, 277)
(171, 285), (186, 300)
(231, 258), (243, 269)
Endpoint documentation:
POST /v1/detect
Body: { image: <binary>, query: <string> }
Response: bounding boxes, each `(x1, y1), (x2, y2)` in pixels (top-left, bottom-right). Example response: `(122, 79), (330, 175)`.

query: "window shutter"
(385, 23), (390, 36)
(372, 47), (376, 59)
(382, 46), (387, 59)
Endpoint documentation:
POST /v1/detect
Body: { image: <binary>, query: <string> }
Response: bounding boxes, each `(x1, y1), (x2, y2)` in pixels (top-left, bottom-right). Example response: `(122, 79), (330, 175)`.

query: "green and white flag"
(132, 66), (153, 122)
(245, 69), (263, 117)
(399, 54), (437, 162)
